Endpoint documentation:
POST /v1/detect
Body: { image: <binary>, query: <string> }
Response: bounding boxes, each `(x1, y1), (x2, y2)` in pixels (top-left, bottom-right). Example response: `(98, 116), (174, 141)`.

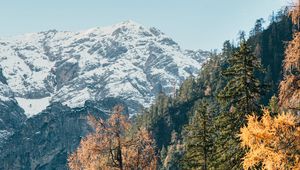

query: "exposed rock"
(0, 100), (122, 170)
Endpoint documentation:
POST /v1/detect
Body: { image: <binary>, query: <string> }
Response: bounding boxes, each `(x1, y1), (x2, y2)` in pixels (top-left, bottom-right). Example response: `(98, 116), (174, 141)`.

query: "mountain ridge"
(0, 20), (210, 117)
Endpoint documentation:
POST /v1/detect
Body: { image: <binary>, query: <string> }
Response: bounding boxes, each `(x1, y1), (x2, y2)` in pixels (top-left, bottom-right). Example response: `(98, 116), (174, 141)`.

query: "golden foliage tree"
(239, 109), (300, 170)
(279, 0), (300, 111)
(68, 106), (157, 170)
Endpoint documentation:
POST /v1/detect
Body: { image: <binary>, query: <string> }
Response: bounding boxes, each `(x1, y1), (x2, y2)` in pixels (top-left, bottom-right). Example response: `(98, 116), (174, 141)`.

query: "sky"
(0, 0), (290, 50)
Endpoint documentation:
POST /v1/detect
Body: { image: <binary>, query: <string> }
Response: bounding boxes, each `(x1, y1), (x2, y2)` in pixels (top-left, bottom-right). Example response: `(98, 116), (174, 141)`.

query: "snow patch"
(15, 97), (51, 117)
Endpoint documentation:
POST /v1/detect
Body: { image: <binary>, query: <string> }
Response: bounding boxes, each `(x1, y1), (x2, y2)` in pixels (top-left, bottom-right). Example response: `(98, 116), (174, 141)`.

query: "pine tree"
(181, 100), (214, 170)
(215, 39), (266, 169)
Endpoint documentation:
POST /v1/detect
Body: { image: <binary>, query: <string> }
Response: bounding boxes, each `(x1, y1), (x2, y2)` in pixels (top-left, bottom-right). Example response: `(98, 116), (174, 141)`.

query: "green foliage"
(160, 146), (167, 163)
(133, 8), (293, 170)
(161, 131), (184, 170)
(177, 77), (197, 103)
(218, 40), (265, 115)
(248, 9), (293, 104)
(181, 100), (214, 170)
(268, 95), (279, 115)
(214, 39), (268, 169)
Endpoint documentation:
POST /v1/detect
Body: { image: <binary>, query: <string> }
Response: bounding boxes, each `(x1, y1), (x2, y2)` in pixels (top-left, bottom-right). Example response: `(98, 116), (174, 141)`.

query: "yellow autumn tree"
(68, 105), (157, 170)
(239, 109), (300, 170)
(279, 0), (300, 111)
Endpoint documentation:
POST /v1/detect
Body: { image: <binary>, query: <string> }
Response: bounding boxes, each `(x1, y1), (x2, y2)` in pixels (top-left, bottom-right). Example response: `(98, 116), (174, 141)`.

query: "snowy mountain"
(0, 21), (210, 169)
(0, 20), (209, 117)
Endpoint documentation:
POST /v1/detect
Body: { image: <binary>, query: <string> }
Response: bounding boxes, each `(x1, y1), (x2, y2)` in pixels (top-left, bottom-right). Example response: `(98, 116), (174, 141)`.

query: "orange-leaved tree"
(239, 109), (300, 170)
(279, 0), (300, 111)
(68, 105), (157, 170)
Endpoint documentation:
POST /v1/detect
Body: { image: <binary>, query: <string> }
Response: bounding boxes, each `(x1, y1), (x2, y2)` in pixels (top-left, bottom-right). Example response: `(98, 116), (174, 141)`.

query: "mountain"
(0, 21), (209, 169)
(0, 20), (209, 118)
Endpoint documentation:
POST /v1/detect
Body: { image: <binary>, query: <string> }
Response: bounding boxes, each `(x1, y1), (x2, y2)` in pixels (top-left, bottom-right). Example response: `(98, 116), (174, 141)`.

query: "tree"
(215, 39), (266, 169)
(160, 146), (167, 165)
(222, 40), (234, 60)
(250, 18), (265, 36)
(177, 77), (197, 103)
(268, 95), (279, 115)
(68, 105), (157, 170)
(239, 109), (300, 170)
(279, 0), (300, 111)
(123, 128), (158, 169)
(218, 40), (265, 115)
(181, 100), (214, 170)
(290, 0), (300, 29)
(162, 131), (184, 170)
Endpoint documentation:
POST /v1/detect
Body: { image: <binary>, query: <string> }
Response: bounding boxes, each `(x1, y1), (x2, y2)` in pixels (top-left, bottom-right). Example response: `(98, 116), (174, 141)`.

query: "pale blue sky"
(0, 0), (289, 50)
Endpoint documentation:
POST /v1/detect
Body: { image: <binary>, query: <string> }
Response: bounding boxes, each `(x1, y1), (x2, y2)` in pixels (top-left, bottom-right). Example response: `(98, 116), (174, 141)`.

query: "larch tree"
(123, 128), (158, 170)
(239, 109), (300, 170)
(279, 0), (300, 111)
(68, 105), (157, 170)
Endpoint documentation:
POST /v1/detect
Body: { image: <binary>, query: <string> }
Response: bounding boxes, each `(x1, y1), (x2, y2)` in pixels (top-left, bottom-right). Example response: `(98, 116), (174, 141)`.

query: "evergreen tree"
(160, 146), (167, 164)
(181, 100), (214, 170)
(215, 39), (266, 169)
(218, 39), (265, 114)
(162, 131), (184, 170)
(177, 77), (197, 103)
(249, 18), (265, 36)
(268, 95), (279, 115)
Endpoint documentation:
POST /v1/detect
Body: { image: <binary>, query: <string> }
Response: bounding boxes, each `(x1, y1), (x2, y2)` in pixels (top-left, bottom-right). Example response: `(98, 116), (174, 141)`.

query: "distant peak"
(115, 20), (143, 29)
(121, 20), (141, 25)
(38, 29), (58, 35)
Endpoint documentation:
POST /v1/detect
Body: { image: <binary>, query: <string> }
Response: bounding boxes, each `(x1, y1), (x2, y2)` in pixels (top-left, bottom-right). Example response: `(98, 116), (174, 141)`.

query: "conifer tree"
(215, 39), (266, 169)
(160, 146), (167, 164)
(162, 131), (184, 170)
(218, 39), (265, 115)
(181, 100), (214, 170)
(279, 0), (300, 111)
(268, 95), (279, 115)
(68, 106), (158, 170)
(178, 77), (197, 103)
(240, 109), (300, 170)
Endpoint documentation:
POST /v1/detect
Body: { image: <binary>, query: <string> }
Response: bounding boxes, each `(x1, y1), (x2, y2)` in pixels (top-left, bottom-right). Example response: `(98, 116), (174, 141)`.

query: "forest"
(68, 3), (300, 170)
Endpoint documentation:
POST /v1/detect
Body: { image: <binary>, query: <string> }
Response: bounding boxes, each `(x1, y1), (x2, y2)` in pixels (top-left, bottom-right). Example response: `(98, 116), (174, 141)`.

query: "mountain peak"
(80, 20), (144, 37)
(0, 22), (209, 117)
(119, 20), (141, 27)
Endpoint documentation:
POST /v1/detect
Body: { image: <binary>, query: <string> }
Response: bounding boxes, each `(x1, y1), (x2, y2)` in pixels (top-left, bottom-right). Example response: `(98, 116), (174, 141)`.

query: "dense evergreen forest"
(69, 6), (300, 170)
(133, 7), (298, 170)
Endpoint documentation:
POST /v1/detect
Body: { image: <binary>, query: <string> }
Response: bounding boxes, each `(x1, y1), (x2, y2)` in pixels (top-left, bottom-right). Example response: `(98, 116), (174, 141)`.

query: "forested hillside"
(132, 8), (298, 170)
(65, 5), (300, 170)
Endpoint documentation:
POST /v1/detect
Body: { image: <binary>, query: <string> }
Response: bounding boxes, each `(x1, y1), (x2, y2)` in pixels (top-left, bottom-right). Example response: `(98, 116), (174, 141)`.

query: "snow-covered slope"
(0, 20), (209, 117)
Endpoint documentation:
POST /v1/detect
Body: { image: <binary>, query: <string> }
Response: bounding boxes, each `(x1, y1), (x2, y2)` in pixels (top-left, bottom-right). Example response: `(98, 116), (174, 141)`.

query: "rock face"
(0, 20), (209, 117)
(0, 101), (121, 170)
(0, 21), (210, 169)
(0, 68), (26, 145)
